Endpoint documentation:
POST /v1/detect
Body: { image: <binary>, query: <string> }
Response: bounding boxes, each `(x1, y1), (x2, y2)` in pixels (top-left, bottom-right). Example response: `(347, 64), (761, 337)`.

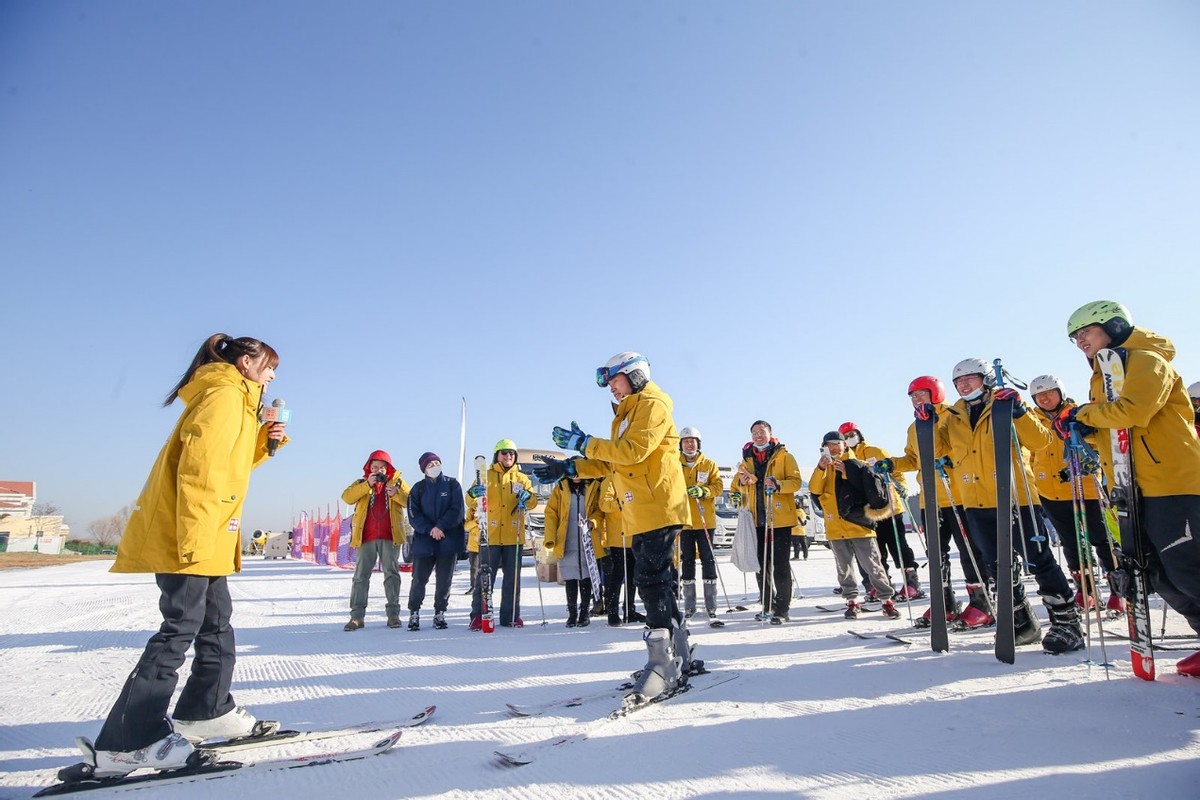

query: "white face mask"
(846, 434), (861, 448)
(753, 442), (769, 452)
(424, 466), (442, 479)
(682, 447), (698, 458)
(963, 388), (985, 403)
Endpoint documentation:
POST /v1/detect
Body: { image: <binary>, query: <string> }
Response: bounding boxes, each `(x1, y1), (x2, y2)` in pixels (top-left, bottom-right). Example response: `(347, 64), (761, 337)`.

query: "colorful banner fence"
(291, 506), (356, 569)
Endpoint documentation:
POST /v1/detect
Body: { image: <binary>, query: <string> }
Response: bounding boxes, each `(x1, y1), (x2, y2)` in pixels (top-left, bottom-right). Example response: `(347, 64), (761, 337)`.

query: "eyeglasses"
(498, 450), (516, 457)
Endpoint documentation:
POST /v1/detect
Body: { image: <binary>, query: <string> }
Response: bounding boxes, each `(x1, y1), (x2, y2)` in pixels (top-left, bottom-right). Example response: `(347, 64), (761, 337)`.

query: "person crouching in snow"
(341, 450), (410, 631)
(406, 452), (466, 631)
(543, 476), (605, 627)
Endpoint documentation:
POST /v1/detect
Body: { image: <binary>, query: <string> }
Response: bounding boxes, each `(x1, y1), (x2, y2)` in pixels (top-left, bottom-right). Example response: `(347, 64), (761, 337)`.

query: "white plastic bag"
(730, 508), (760, 573)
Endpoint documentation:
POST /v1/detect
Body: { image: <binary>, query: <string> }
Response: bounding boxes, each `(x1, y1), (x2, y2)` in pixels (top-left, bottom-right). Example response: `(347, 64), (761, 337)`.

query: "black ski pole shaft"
(697, 503), (735, 612)
(884, 474), (915, 625)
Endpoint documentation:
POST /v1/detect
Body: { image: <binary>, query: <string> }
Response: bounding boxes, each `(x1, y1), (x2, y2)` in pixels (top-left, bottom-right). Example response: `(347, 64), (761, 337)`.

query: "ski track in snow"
(2, 549), (1198, 799)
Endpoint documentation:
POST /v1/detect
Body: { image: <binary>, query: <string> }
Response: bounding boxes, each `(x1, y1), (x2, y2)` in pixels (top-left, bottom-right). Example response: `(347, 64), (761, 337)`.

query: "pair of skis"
(495, 670), (739, 765)
(37, 706), (436, 796)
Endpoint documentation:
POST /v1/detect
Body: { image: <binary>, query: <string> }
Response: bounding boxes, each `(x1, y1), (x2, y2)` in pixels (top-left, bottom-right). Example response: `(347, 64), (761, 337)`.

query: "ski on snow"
(506, 686), (633, 717)
(1095, 348), (1156, 681)
(991, 363), (1017, 665)
(36, 706), (435, 796)
(495, 670), (739, 765)
(202, 704), (436, 753)
(916, 405), (950, 652)
(36, 730), (405, 797)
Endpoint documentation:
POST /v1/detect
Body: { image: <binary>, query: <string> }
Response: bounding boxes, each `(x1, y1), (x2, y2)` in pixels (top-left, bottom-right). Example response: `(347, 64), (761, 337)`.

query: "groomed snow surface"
(2, 547), (1198, 799)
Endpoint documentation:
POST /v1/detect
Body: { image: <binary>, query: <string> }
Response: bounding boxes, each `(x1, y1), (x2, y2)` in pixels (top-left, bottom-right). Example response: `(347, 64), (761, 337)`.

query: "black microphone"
(260, 398), (290, 456)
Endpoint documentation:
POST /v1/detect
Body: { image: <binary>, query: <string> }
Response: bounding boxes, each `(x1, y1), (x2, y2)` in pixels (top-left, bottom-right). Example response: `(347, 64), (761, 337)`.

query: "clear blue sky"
(2, 1), (1198, 537)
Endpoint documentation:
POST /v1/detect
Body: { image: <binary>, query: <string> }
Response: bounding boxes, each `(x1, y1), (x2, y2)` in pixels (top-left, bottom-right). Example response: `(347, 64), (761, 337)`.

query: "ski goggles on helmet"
(595, 355), (647, 387)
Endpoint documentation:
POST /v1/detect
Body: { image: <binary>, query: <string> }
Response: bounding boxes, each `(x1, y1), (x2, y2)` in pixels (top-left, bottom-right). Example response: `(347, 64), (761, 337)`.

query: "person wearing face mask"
(677, 427), (726, 626)
(730, 420), (802, 624)
(930, 357), (1083, 655)
(543, 476), (605, 627)
(405, 452), (466, 631)
(1056, 301), (1200, 677)
(809, 431), (901, 620)
(71, 334), (288, 779)
(465, 440), (537, 629)
(837, 421), (923, 601)
(341, 451), (411, 631)
(535, 351), (691, 706)
(875, 376), (992, 629)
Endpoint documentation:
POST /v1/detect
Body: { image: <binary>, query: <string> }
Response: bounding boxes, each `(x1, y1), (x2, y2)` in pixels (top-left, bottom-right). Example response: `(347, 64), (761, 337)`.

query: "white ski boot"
(624, 628), (682, 707)
(79, 732), (196, 778)
(173, 706), (274, 744)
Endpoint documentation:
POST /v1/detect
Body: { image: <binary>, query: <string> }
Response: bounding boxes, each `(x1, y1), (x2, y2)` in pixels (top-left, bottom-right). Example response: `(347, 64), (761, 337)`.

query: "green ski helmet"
(1067, 301), (1133, 345)
(494, 438), (518, 453)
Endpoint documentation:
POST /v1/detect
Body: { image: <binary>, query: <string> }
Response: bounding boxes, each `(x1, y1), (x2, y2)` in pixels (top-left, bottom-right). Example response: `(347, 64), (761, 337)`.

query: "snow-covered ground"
(2, 547), (1198, 799)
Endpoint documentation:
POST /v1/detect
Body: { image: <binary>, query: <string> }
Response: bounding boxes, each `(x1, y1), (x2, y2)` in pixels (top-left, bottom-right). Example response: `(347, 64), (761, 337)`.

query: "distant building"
(0, 481), (35, 518)
(0, 482), (71, 553)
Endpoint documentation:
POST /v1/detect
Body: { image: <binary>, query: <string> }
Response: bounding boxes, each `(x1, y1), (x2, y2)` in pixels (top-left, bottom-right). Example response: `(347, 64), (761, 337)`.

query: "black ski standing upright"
(991, 367), (1016, 665)
(915, 411), (949, 652)
(1095, 348), (1155, 680)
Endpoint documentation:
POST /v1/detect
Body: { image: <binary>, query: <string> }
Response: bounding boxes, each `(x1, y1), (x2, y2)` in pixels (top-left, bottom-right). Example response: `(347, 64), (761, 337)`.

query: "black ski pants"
(470, 544), (522, 625)
(792, 532), (809, 559)
(680, 528), (717, 581)
(921, 504), (986, 586)
(603, 547), (640, 619)
(1143, 495), (1200, 636)
(409, 553), (456, 614)
(631, 526), (681, 630)
(755, 525), (793, 616)
(875, 515), (919, 574)
(965, 506), (1072, 603)
(96, 574), (236, 751)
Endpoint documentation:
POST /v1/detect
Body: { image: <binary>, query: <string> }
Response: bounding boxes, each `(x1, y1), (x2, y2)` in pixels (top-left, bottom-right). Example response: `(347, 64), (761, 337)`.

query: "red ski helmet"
(837, 421), (858, 436)
(907, 375), (945, 404)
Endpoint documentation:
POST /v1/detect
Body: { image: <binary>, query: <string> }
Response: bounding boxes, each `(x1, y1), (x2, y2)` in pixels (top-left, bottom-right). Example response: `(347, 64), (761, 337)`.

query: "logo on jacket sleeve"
(624, 491), (634, 503)
(228, 518), (240, 531)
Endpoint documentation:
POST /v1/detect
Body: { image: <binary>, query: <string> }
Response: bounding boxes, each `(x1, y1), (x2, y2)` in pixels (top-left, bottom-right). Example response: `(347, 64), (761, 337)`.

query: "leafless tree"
(32, 501), (61, 516)
(87, 505), (133, 547)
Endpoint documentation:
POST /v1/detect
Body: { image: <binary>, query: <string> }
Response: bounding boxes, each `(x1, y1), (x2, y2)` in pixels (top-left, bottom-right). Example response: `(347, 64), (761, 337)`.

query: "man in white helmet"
(535, 352), (692, 704)
(678, 427), (725, 626)
(925, 357), (1084, 655)
(1056, 301), (1200, 677)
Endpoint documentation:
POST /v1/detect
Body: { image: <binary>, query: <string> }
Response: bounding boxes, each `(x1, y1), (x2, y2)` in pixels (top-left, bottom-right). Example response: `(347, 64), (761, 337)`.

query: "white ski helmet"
(1029, 374), (1065, 398)
(679, 426), (702, 451)
(1189, 381), (1200, 400)
(596, 351), (650, 391)
(952, 357), (995, 386)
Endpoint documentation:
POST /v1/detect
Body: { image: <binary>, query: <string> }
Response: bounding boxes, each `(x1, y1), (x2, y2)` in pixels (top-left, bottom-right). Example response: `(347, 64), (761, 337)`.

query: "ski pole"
(1067, 427), (1112, 675)
(883, 474), (916, 625)
(522, 508), (547, 625)
(696, 501), (738, 612)
(934, 462), (996, 619)
(762, 487), (775, 621)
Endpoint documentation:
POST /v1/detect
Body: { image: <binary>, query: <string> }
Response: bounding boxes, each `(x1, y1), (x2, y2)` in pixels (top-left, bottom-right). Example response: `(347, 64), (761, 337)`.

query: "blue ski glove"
(993, 387), (1026, 417)
(532, 456), (577, 484)
(764, 477), (779, 495)
(914, 402), (938, 422)
(513, 486), (532, 508)
(729, 491), (743, 508)
(686, 485), (706, 499)
(934, 456), (953, 471)
(872, 458), (894, 475)
(467, 484), (486, 499)
(552, 421), (591, 454)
